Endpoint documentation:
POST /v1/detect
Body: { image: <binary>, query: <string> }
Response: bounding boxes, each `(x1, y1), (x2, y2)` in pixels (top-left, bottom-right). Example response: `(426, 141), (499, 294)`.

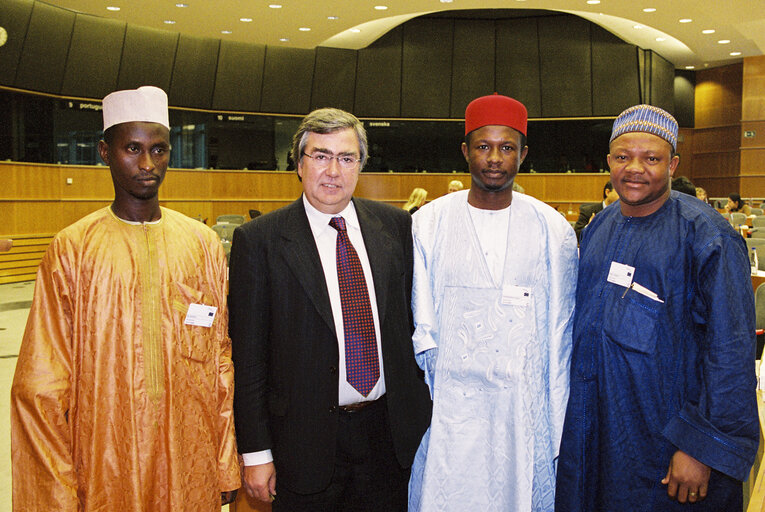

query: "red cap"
(465, 93), (527, 136)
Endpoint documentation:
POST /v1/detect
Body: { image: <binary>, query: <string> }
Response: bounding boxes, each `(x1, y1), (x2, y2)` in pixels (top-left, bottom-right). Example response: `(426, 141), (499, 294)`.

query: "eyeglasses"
(301, 151), (361, 169)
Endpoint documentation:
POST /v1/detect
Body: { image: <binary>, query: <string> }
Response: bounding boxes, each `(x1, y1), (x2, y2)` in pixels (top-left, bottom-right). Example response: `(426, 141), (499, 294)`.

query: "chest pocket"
(602, 287), (662, 355)
(172, 282), (215, 362)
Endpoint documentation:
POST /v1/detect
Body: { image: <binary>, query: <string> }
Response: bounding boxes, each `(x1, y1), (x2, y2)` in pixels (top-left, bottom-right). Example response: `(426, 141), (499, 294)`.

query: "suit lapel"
(280, 200), (337, 335)
(355, 199), (394, 325)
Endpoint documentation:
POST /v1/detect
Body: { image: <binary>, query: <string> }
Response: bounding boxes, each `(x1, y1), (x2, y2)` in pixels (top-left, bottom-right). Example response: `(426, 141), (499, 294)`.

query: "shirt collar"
(302, 195), (360, 235)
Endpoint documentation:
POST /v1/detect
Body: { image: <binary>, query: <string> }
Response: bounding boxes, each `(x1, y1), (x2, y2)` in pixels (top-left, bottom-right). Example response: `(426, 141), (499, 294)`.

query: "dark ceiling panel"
(591, 25), (640, 116)
(450, 19), (495, 118)
(14, 1), (75, 93)
(260, 46), (315, 114)
(495, 18), (542, 117)
(354, 26), (402, 117)
(169, 34), (220, 108)
(212, 40), (266, 112)
(117, 25), (178, 92)
(311, 46), (356, 112)
(401, 18), (453, 118)
(61, 14), (125, 99)
(0, 0), (34, 88)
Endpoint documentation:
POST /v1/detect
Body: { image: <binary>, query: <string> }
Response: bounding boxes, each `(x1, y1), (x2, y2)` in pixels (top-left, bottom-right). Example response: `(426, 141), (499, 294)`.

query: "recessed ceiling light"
(106, 6), (120, 11)
(586, 0), (600, 5)
(299, 27), (311, 31)
(730, 51), (742, 56)
(175, 3), (188, 7)
(679, 18), (692, 23)
(685, 66), (695, 69)
(643, 7), (656, 12)
(164, 20), (176, 24)
(374, 5), (388, 10)
(279, 37), (289, 41)
(718, 39), (730, 44)
(269, 4), (282, 8)
(633, 25), (644, 30)
(440, 0), (453, 3)
(327, 16), (339, 20)
(350, 28), (361, 33)
(655, 37), (666, 42)
(702, 29), (715, 34)
(240, 17), (252, 22)
(221, 30), (232, 34)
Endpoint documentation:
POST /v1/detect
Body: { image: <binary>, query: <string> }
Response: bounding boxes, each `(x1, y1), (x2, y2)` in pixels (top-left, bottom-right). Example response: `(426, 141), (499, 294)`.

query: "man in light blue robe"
(556, 105), (759, 511)
(408, 94), (578, 511)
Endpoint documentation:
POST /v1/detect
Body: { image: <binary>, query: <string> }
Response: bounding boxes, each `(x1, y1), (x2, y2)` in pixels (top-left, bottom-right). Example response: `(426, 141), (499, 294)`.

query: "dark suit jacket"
(573, 201), (604, 242)
(229, 197), (432, 494)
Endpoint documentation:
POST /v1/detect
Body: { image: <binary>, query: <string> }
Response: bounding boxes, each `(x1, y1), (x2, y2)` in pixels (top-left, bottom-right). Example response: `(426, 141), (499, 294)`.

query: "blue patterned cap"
(609, 104), (678, 152)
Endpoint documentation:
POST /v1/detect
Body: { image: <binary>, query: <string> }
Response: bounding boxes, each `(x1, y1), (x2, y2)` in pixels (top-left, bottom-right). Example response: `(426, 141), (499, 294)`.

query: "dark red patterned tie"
(329, 216), (380, 396)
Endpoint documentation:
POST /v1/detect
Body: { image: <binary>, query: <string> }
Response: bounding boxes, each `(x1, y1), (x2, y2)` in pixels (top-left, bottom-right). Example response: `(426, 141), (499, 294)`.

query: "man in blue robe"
(556, 104), (759, 511)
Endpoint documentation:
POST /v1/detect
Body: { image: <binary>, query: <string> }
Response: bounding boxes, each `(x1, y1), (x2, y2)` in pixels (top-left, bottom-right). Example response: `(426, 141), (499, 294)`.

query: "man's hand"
(243, 462), (277, 502)
(661, 450), (711, 503)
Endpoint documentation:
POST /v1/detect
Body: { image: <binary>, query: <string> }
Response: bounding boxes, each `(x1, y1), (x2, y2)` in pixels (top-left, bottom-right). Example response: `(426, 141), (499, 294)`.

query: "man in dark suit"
(229, 108), (432, 512)
(573, 180), (619, 241)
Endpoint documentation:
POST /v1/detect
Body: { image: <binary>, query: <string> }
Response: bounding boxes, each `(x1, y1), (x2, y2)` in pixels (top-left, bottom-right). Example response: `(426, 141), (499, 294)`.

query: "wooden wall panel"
(692, 152), (740, 179)
(117, 25), (178, 92)
(740, 150), (765, 176)
(354, 26), (402, 117)
(538, 16), (592, 117)
(260, 46), (315, 114)
(0, 0), (34, 88)
(693, 126), (742, 153)
(401, 19), (453, 118)
(450, 20), (495, 118)
(14, 1), (75, 94)
(676, 127), (695, 179)
(60, 167), (114, 199)
(169, 35), (220, 109)
(212, 41), (266, 112)
(695, 64), (743, 128)
(743, 55), (765, 122)
(741, 121), (765, 149)
(310, 47), (357, 112)
(495, 18), (541, 117)
(61, 15), (124, 99)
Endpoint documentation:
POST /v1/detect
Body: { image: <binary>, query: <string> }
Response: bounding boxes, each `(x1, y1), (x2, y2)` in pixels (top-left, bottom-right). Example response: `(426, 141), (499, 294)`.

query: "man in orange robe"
(10, 86), (240, 511)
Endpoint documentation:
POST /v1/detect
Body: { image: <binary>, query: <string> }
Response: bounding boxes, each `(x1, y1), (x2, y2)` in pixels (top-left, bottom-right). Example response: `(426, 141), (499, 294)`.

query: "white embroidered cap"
(102, 86), (169, 131)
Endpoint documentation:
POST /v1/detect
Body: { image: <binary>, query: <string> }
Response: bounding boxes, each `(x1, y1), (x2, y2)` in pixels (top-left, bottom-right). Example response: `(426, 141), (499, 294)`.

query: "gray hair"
(291, 108), (368, 171)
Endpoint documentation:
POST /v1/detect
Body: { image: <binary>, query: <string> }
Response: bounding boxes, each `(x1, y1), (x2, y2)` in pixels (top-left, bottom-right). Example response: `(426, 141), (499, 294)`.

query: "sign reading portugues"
(64, 101), (102, 112)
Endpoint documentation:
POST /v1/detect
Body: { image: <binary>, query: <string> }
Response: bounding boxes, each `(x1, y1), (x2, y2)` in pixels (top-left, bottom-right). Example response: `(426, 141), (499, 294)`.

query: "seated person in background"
(447, 180), (464, 193)
(725, 193), (752, 215)
(695, 187), (709, 204)
(573, 180), (619, 242)
(403, 187), (428, 214)
(0, 239), (12, 252)
(671, 176), (696, 196)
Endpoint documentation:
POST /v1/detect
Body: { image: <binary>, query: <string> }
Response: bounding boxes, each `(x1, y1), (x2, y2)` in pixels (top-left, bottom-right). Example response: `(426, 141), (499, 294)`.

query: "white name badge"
(184, 303), (217, 328)
(501, 285), (532, 307)
(607, 261), (635, 288)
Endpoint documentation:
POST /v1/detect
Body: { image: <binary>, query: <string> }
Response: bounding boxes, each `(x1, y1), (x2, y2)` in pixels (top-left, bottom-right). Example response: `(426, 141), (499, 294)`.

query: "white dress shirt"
(467, 202), (511, 285)
(242, 196), (386, 467)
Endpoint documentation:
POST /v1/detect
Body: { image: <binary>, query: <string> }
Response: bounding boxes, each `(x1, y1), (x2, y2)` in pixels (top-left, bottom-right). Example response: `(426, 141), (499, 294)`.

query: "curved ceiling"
(39, 0), (765, 69)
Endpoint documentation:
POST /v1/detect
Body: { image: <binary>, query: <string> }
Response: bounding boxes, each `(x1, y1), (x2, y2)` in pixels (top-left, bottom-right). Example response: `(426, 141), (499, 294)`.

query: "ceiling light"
(702, 29), (715, 34)
(679, 18), (692, 23)
(327, 16), (339, 20)
(106, 6), (120, 11)
(685, 66), (695, 69)
(586, 0), (600, 4)
(440, 0), (453, 3)
(718, 39), (730, 44)
(643, 7), (656, 12)
(279, 37), (289, 41)
(730, 51), (742, 56)
(633, 25), (644, 30)
(175, 3), (188, 7)
(655, 37), (666, 42)
(350, 28), (361, 33)
(299, 27), (311, 31)
(164, 20), (176, 24)
(374, 5), (388, 10)
(221, 30), (232, 34)
(240, 17), (252, 22)
(269, 4), (282, 8)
